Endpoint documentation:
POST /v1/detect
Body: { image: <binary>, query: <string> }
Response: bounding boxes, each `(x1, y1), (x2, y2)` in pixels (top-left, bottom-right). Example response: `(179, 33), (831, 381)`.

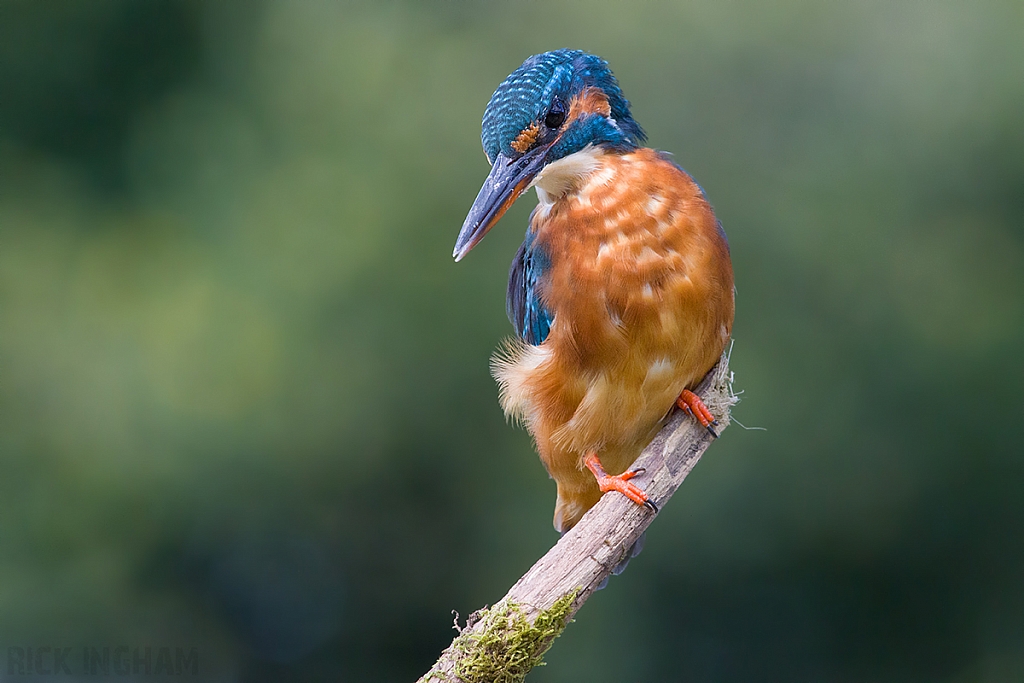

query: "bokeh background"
(2, 1), (1023, 681)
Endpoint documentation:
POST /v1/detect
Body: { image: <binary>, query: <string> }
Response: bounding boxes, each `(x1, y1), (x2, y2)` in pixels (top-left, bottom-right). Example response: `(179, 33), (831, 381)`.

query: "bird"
(454, 49), (734, 535)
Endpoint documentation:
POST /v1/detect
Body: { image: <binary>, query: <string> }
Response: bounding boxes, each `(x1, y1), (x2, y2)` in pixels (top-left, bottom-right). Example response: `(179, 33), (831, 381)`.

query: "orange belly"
(492, 147), (734, 531)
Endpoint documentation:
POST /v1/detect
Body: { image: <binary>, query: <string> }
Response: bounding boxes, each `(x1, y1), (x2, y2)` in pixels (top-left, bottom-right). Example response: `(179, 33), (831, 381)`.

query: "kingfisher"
(454, 49), (734, 534)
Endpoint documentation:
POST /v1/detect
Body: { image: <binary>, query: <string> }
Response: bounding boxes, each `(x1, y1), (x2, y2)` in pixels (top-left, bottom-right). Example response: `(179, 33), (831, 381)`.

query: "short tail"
(595, 532), (646, 591)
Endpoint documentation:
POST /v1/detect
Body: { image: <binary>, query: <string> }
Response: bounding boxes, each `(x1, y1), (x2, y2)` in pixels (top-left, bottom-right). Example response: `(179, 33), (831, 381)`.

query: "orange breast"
(492, 147), (734, 531)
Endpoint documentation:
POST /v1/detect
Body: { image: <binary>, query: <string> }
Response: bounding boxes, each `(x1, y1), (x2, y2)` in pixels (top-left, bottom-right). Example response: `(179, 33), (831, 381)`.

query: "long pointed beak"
(453, 148), (547, 261)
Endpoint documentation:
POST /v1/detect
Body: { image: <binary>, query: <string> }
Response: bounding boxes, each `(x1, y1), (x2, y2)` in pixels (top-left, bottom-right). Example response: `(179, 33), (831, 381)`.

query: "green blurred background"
(2, 1), (1022, 680)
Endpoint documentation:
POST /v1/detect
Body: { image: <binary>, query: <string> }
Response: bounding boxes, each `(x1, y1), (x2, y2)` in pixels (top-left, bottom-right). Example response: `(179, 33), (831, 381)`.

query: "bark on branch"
(419, 353), (736, 683)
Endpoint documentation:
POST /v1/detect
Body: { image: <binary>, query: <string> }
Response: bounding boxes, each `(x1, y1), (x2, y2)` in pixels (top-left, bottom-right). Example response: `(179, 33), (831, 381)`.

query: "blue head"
(454, 49), (646, 260)
(481, 49), (645, 165)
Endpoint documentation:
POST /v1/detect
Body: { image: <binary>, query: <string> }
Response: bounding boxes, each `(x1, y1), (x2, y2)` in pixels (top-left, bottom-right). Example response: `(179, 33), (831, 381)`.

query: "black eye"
(544, 100), (566, 129)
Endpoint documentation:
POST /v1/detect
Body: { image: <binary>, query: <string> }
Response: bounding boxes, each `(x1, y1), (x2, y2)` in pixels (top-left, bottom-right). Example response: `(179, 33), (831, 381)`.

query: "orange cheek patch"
(511, 123), (541, 153)
(566, 87), (612, 124)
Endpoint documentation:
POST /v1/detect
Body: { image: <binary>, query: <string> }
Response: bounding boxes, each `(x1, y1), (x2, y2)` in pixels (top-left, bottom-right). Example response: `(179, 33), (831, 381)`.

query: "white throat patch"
(531, 145), (605, 205)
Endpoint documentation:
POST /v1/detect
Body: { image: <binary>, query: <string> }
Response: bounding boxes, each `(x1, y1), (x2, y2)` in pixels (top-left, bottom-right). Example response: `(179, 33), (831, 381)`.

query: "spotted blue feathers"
(481, 49), (645, 164)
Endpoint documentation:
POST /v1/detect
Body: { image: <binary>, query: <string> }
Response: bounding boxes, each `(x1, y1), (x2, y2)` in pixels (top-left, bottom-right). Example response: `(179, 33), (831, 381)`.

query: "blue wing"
(507, 230), (553, 345)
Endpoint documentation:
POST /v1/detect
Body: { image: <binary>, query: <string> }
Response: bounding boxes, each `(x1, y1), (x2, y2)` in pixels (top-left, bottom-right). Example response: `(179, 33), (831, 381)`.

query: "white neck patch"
(531, 145), (605, 205)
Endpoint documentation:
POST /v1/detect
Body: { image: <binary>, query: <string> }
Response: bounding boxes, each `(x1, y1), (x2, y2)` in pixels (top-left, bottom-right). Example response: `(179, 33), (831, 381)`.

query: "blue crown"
(480, 49), (646, 164)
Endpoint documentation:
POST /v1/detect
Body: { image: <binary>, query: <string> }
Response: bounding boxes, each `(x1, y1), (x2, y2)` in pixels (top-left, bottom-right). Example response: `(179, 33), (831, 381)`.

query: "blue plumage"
(507, 227), (553, 345)
(481, 49), (645, 164)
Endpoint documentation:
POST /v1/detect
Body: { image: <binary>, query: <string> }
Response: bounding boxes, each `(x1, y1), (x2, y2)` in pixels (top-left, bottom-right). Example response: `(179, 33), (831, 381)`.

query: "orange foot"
(677, 389), (719, 438)
(584, 453), (658, 513)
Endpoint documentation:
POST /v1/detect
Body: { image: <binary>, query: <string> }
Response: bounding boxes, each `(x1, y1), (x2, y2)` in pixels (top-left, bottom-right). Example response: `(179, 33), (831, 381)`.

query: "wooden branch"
(419, 353), (736, 683)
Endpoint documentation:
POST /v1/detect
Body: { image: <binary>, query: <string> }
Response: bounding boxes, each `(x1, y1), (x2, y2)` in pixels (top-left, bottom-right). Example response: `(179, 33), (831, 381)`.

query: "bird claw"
(677, 389), (718, 437)
(584, 453), (658, 513)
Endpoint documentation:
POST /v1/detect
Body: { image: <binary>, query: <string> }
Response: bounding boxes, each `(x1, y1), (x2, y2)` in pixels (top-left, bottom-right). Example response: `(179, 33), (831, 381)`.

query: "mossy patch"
(430, 591), (578, 683)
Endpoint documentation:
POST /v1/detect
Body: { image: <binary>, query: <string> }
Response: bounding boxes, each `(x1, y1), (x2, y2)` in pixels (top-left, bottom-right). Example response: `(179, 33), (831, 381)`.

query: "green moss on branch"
(426, 591), (578, 683)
